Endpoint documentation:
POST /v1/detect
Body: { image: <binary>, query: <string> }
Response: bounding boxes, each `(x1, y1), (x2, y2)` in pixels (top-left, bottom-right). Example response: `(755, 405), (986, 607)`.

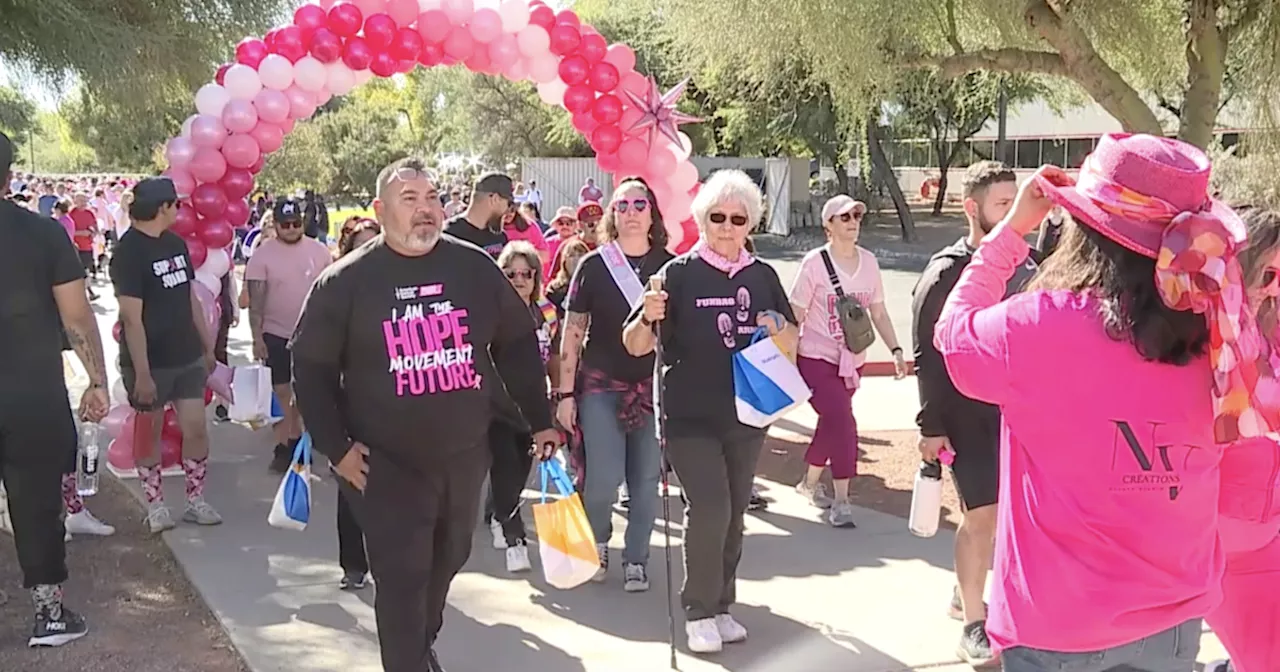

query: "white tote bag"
(267, 435), (312, 531)
(228, 364), (273, 425)
(732, 330), (813, 428)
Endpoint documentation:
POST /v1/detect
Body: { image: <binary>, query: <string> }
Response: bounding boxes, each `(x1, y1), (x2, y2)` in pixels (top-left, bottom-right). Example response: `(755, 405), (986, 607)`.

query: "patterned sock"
(137, 464), (163, 504)
(183, 457), (208, 502)
(32, 584), (63, 620)
(61, 474), (85, 515)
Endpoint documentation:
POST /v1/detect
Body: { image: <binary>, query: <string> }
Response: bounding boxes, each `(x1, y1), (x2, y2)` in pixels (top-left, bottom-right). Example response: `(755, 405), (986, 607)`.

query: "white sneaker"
(146, 503), (176, 534)
(506, 541), (532, 573)
(714, 614), (748, 644)
(685, 618), (723, 654)
(592, 543), (608, 582)
(182, 497), (223, 526)
(490, 519), (507, 550)
(796, 481), (833, 509)
(65, 510), (116, 537)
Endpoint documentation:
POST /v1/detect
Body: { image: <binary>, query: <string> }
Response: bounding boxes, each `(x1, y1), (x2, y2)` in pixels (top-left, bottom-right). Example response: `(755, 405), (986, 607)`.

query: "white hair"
(691, 170), (764, 235)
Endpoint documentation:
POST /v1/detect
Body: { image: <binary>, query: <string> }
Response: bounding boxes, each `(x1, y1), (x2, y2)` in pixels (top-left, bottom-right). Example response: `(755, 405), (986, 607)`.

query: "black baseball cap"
(132, 177), (179, 208)
(0, 131), (13, 176)
(474, 172), (514, 201)
(274, 197), (304, 222)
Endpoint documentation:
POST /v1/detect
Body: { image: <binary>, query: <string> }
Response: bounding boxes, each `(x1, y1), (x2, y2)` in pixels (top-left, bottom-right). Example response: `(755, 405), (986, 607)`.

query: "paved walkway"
(83, 279), (1227, 671)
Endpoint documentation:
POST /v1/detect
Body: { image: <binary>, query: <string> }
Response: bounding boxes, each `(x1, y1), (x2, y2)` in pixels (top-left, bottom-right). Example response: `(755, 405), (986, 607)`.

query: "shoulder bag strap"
(819, 249), (846, 298)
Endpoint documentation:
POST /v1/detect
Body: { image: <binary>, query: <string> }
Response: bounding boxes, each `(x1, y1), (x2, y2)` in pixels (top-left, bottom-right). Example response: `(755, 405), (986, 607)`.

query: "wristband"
(891, 347), (904, 356)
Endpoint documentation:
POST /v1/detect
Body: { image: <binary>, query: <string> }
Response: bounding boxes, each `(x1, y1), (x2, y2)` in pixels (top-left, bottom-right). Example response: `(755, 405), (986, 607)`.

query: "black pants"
(337, 487), (368, 575)
(1, 392), (77, 588)
(340, 444), (491, 672)
(214, 316), (231, 366)
(487, 422), (533, 546)
(665, 425), (765, 621)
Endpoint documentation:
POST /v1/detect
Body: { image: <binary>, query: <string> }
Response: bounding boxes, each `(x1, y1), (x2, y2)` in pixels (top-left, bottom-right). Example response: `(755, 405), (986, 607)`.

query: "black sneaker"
(748, 491), (769, 511)
(214, 404), (230, 422)
(29, 607), (88, 647)
(339, 572), (368, 591)
(957, 620), (998, 669)
(268, 443), (293, 474)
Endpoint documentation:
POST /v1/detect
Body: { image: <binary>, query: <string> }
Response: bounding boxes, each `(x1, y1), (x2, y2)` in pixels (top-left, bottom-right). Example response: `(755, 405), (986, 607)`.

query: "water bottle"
(908, 448), (954, 537)
(76, 422), (102, 497)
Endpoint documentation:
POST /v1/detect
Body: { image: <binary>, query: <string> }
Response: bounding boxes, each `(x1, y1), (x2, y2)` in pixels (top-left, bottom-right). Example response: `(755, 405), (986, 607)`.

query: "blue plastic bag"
(267, 434), (312, 530)
(732, 328), (812, 428)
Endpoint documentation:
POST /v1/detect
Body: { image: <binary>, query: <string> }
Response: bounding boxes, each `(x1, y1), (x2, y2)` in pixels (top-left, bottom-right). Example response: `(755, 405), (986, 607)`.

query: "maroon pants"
(797, 356), (859, 479)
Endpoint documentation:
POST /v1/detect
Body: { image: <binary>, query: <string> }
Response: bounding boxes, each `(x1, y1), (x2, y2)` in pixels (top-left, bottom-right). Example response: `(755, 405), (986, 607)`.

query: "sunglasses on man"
(277, 219), (303, 230)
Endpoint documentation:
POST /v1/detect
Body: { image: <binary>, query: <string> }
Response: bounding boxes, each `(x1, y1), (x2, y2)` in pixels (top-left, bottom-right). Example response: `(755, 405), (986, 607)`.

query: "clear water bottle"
(908, 459), (944, 538)
(76, 422), (102, 497)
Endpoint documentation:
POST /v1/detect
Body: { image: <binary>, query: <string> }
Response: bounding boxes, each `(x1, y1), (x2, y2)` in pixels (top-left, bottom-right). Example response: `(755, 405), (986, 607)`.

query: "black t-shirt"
(290, 236), (547, 471)
(444, 215), (507, 259)
(566, 245), (673, 383)
(634, 254), (796, 434)
(0, 201), (85, 396)
(546, 284), (569, 322)
(109, 229), (204, 369)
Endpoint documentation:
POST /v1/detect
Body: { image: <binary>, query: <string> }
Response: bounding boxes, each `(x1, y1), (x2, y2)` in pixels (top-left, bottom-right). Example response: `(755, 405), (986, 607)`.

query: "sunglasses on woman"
(709, 212), (750, 227)
(833, 211), (864, 223)
(505, 269), (535, 281)
(613, 198), (649, 213)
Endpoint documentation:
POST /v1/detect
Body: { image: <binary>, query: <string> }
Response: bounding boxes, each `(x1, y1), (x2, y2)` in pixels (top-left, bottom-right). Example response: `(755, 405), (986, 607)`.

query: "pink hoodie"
(1219, 436), (1280, 554)
(935, 223), (1224, 653)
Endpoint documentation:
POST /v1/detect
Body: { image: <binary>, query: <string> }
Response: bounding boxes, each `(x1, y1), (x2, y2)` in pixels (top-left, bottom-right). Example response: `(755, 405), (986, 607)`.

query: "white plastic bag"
(732, 330), (813, 428)
(229, 365), (272, 426)
(267, 435), (312, 531)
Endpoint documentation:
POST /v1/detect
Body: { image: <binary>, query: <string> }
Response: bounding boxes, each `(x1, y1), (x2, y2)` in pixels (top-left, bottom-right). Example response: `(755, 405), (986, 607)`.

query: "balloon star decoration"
(623, 76), (703, 147)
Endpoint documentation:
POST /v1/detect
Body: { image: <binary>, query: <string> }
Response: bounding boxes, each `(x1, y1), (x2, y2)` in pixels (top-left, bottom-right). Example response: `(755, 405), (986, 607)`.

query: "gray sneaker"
(182, 497), (223, 526)
(623, 563), (649, 592)
(146, 504), (176, 534)
(796, 481), (833, 509)
(592, 543), (608, 583)
(827, 500), (857, 528)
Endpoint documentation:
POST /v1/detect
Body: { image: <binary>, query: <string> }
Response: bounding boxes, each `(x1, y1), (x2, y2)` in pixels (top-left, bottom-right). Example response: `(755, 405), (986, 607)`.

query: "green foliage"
(21, 111), (97, 173)
(0, 86), (36, 136)
(61, 82), (193, 172)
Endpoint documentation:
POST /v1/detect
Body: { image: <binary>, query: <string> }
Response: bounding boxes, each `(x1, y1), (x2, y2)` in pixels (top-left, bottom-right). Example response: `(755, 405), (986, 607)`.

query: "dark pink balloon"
(571, 112), (599, 135)
(328, 3), (364, 37)
(563, 84), (595, 114)
(463, 47), (492, 74)
(578, 33), (607, 63)
(363, 13), (397, 51)
(548, 24), (580, 56)
(191, 183), (229, 218)
(591, 125), (623, 154)
(591, 93), (623, 124)
(173, 203), (199, 236)
(223, 199), (251, 228)
(279, 117), (296, 134)
(219, 168), (254, 199)
(596, 150), (620, 173)
(417, 9), (450, 44)
(272, 25), (309, 62)
(529, 5), (555, 30)
(214, 63), (231, 86)
(589, 61), (619, 93)
(310, 28), (343, 63)
(558, 55), (589, 86)
(343, 36), (374, 70)
(370, 50), (398, 77)
(419, 42), (444, 66)
(235, 38), (269, 67)
(556, 9), (580, 27)
(222, 134), (261, 169)
(294, 4), (329, 37)
(250, 122), (285, 153)
(186, 236), (208, 268)
(390, 27), (423, 61)
(199, 218), (235, 249)
(247, 156), (266, 174)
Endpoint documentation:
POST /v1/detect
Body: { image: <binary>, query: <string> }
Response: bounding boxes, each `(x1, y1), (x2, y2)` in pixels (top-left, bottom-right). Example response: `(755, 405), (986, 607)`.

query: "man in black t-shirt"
(111, 178), (220, 534)
(0, 131), (111, 647)
(292, 158), (559, 672)
(442, 171), (513, 259)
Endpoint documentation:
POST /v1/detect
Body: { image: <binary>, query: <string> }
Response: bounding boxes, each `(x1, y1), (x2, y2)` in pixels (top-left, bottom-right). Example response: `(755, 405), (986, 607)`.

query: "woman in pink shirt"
(936, 133), (1280, 671)
(1204, 206), (1280, 672)
(788, 194), (907, 527)
(503, 209), (550, 267)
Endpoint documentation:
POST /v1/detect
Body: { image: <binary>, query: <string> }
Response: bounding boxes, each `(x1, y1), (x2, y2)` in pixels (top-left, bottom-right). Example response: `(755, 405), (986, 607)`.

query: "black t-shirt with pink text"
(634, 253), (795, 435)
(290, 236), (548, 470)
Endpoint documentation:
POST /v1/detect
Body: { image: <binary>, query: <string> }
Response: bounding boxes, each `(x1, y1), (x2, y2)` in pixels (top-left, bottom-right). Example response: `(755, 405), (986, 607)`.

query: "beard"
(977, 210), (999, 234)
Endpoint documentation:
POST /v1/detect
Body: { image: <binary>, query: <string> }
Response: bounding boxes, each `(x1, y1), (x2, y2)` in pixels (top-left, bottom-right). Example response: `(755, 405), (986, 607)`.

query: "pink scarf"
(693, 241), (755, 278)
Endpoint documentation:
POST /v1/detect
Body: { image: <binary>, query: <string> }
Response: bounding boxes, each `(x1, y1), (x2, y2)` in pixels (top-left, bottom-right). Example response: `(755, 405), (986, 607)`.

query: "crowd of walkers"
(3, 127), (1279, 672)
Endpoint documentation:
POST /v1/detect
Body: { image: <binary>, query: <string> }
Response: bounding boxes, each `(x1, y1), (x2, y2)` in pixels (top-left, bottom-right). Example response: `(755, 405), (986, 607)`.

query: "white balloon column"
(161, 0), (705, 255)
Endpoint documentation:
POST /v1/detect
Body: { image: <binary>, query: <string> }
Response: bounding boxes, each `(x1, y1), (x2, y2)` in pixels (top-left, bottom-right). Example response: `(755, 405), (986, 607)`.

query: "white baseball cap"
(821, 194), (867, 222)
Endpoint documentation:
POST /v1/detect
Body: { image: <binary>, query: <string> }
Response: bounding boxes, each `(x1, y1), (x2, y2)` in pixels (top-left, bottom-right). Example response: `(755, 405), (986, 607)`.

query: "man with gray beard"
(291, 157), (559, 672)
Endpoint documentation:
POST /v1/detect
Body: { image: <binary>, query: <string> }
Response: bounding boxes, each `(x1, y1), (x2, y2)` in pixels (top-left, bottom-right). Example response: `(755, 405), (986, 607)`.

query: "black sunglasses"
(833, 211), (864, 223)
(505, 269), (535, 281)
(709, 212), (750, 227)
(277, 219), (303, 229)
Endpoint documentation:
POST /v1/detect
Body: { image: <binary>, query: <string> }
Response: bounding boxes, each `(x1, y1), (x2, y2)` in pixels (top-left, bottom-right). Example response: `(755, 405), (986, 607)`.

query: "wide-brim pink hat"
(1035, 133), (1244, 258)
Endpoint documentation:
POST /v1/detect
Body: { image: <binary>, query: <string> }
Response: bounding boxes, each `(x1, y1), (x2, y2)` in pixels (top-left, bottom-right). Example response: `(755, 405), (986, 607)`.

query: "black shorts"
(264, 333), (292, 387)
(77, 250), (95, 271)
(122, 359), (207, 412)
(943, 412), (1000, 510)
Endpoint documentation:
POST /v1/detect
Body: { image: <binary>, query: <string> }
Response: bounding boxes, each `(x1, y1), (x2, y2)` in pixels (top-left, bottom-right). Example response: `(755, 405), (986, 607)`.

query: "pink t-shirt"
(504, 221), (549, 260)
(244, 238), (333, 339)
(935, 223), (1223, 653)
(788, 245), (884, 369)
(57, 215), (76, 242)
(1218, 435), (1280, 554)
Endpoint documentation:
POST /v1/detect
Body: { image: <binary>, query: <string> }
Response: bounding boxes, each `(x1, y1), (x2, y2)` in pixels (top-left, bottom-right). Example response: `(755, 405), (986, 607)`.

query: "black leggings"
(487, 422), (533, 546)
(337, 487), (368, 575)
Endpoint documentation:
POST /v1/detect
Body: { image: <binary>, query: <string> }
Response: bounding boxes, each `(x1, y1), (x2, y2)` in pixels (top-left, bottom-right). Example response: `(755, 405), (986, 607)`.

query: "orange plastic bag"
(532, 460), (600, 589)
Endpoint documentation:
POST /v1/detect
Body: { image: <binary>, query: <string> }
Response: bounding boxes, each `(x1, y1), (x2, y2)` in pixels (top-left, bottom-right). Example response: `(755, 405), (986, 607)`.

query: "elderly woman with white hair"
(623, 169), (798, 654)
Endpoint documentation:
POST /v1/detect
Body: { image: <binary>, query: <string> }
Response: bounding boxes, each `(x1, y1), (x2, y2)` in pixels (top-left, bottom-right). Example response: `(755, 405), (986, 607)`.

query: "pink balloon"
(469, 8), (503, 43)
(363, 13), (397, 51)
(443, 28), (475, 61)
(107, 438), (135, 472)
(442, 0), (475, 25)
(165, 136), (197, 167)
(102, 404), (133, 440)
(172, 204), (200, 237)
(223, 198), (251, 228)
(672, 160), (700, 192)
(222, 134), (262, 169)
(617, 137), (649, 172)
(191, 183), (229, 218)
(619, 72), (649, 99)
(286, 87), (318, 119)
(219, 168), (254, 199)
(619, 105), (645, 132)
(294, 4), (329, 36)
(417, 9), (451, 43)
(596, 150), (621, 174)
(163, 168), (196, 198)
(250, 122), (285, 153)
(272, 25), (309, 63)
(186, 235), (209, 268)
(604, 44), (636, 72)
(235, 38), (269, 67)
(563, 84), (595, 114)
(222, 99), (259, 134)
(370, 51), (398, 77)
(385, 0), (418, 26)
(488, 34), (520, 69)
(571, 112), (599, 135)
(279, 118), (296, 134)
(419, 42), (444, 66)
(590, 93), (623, 125)
(591, 125), (623, 154)
(589, 61), (619, 93)
(207, 363), (235, 404)
(647, 143), (678, 176)
(391, 27), (424, 61)
(310, 28), (344, 63)
(529, 4), (555, 29)
(555, 9), (581, 28)
(199, 218), (235, 249)
(548, 24), (580, 56)
(253, 88), (291, 124)
(190, 115), (227, 150)
(342, 36), (374, 70)
(578, 33), (607, 63)
(353, 0), (387, 18)
(328, 3), (364, 37)
(215, 63), (230, 86)
(160, 435), (182, 470)
(559, 55), (590, 87)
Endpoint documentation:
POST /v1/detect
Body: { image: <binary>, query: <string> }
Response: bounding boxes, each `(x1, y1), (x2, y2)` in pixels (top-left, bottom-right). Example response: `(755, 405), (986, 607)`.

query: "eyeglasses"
(709, 212), (751, 227)
(613, 199), (649, 213)
(505, 269), (535, 281)
(277, 219), (303, 230)
(833, 211), (864, 223)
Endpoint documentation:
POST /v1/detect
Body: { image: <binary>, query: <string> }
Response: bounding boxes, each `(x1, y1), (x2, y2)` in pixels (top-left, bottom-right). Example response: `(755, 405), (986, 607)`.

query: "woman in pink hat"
(935, 133), (1280, 671)
(1203, 205), (1280, 672)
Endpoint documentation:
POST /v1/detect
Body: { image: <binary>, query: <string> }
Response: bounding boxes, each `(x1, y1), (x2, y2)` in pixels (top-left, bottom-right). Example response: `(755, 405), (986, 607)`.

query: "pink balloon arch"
(161, 0), (703, 256)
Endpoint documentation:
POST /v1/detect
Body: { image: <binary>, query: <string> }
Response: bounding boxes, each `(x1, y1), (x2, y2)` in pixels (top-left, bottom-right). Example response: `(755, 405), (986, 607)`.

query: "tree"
(61, 82), (194, 171)
(0, 87), (36, 137)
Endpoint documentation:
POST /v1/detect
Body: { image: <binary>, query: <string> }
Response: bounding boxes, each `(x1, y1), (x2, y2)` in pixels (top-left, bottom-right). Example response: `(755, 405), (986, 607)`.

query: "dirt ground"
(0, 476), (247, 672)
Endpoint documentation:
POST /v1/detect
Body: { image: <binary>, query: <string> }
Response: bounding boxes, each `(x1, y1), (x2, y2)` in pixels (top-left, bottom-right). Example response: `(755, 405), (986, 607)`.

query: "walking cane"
(648, 275), (679, 671)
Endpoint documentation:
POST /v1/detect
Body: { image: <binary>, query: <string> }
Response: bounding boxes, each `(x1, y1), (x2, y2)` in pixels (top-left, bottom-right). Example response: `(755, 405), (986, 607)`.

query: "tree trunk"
(866, 120), (917, 242)
(834, 162), (850, 195)
(932, 169), (949, 215)
(1178, 0), (1225, 149)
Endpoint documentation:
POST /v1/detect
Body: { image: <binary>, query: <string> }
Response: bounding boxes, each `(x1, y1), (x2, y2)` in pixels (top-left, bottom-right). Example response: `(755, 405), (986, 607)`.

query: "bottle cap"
(939, 448), (955, 467)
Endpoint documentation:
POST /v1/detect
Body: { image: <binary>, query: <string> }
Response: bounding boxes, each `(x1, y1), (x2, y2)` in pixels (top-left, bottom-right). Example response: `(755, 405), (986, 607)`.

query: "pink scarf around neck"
(694, 241), (755, 278)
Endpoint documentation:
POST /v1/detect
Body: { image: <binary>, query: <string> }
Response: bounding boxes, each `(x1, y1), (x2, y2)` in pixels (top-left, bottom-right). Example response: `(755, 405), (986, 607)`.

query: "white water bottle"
(908, 459), (944, 538)
(76, 422), (102, 497)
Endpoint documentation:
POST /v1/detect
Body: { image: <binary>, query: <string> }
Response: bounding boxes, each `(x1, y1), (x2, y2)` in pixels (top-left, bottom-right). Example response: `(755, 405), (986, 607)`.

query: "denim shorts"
(1001, 619), (1201, 672)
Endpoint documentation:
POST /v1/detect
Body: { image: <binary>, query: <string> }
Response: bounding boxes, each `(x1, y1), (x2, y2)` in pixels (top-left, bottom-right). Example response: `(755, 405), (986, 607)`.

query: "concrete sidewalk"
(84, 285), (1227, 671)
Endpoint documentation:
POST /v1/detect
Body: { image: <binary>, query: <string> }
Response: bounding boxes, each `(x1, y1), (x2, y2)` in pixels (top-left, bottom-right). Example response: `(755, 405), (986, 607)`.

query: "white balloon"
(257, 54), (295, 91)
(499, 0), (530, 32)
(293, 56), (328, 93)
(197, 246), (231, 281)
(195, 84), (231, 118)
(516, 25), (550, 58)
(223, 64), (263, 101)
(537, 79), (568, 107)
(417, 0), (442, 9)
(326, 62), (357, 96)
(180, 114), (198, 138)
(195, 270), (221, 296)
(529, 54), (559, 84)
